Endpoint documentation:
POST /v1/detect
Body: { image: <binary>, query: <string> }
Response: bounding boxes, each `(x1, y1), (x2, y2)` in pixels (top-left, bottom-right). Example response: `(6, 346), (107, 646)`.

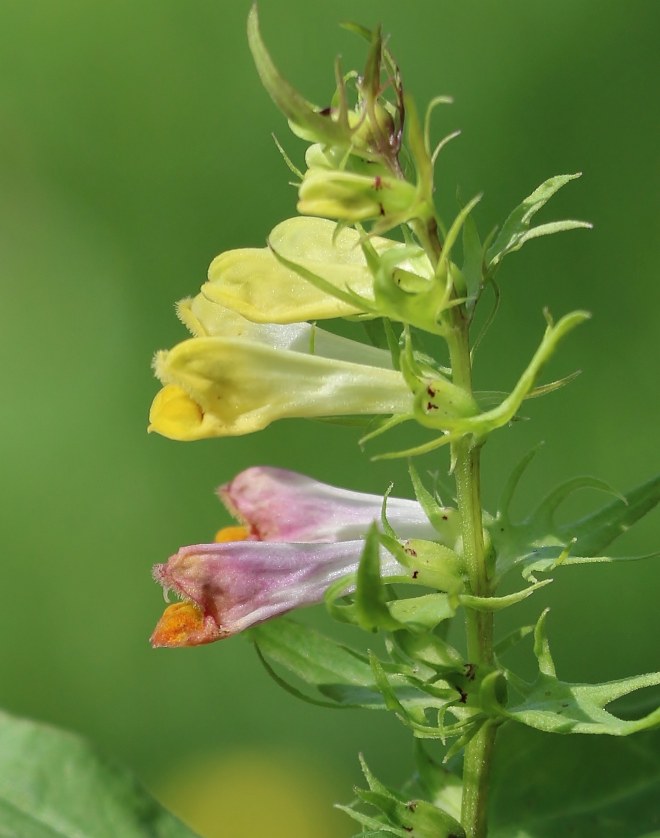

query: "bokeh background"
(1, 1), (658, 835)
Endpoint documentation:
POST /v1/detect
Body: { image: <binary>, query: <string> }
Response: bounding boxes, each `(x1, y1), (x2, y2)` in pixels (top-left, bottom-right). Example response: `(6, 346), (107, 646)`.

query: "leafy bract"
(339, 755), (466, 838)
(486, 173), (592, 271)
(492, 458), (660, 579)
(247, 6), (348, 147)
(482, 612), (660, 737)
(0, 710), (197, 838)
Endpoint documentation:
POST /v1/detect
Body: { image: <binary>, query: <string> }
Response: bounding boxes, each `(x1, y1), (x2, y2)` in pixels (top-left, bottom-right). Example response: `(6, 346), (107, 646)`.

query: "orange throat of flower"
(150, 601), (222, 648)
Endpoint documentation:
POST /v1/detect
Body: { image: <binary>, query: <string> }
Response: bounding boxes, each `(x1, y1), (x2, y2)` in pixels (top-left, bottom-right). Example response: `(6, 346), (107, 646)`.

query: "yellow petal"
(152, 337), (412, 438)
(148, 384), (206, 440)
(203, 216), (398, 323)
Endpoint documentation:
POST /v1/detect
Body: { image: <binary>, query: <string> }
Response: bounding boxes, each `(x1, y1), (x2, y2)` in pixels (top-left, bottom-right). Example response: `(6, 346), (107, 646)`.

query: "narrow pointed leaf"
(486, 173), (591, 270)
(564, 473), (660, 555)
(247, 6), (347, 145)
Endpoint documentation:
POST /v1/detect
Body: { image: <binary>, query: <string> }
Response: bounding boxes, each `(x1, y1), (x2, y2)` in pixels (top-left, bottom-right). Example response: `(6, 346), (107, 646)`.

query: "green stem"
(447, 312), (496, 838)
(414, 215), (497, 835)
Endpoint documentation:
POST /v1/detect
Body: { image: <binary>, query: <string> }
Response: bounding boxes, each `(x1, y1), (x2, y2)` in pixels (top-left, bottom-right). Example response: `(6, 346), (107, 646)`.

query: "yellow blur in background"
(157, 749), (346, 838)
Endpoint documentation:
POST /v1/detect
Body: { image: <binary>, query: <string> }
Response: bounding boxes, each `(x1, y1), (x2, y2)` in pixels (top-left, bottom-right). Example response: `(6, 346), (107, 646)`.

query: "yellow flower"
(149, 336), (413, 441)
(202, 216), (428, 324)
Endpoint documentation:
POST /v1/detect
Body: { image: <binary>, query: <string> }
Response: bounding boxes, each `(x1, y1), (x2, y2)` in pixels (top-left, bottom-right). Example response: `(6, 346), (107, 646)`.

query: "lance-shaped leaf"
(250, 619), (449, 713)
(481, 611), (660, 736)
(486, 173), (592, 271)
(562, 473), (660, 556)
(149, 336), (413, 440)
(491, 450), (660, 579)
(203, 216), (414, 323)
(247, 6), (348, 147)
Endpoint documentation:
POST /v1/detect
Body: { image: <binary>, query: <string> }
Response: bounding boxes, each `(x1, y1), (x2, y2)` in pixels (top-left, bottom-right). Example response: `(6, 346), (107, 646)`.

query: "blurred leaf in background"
(0, 1), (657, 835)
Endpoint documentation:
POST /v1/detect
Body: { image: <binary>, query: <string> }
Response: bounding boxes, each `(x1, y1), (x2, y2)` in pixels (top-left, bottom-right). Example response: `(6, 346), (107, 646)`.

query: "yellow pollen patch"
(150, 601), (206, 648)
(214, 525), (250, 543)
(148, 384), (204, 440)
(213, 527), (250, 544)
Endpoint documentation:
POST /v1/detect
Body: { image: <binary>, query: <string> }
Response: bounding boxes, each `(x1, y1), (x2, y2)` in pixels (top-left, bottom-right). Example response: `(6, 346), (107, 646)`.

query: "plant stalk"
(448, 312), (496, 838)
(415, 215), (497, 836)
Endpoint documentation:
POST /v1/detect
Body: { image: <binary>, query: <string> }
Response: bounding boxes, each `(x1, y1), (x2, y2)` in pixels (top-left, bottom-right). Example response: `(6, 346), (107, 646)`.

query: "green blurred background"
(0, 1), (658, 835)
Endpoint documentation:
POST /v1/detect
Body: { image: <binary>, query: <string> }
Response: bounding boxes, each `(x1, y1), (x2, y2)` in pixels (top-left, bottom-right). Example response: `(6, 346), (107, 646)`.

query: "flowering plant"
(145, 8), (660, 837)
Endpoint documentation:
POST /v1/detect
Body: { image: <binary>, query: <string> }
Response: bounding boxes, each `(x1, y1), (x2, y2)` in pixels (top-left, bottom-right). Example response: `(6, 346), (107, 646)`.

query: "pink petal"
(152, 539), (404, 641)
(219, 466), (446, 543)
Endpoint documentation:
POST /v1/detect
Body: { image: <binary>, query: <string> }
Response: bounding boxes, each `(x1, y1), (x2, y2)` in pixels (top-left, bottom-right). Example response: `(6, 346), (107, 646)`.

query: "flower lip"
(152, 557), (206, 613)
(150, 601), (223, 648)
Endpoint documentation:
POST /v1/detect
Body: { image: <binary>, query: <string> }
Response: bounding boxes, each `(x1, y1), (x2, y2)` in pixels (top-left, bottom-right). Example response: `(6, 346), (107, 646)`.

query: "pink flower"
(150, 467), (457, 647)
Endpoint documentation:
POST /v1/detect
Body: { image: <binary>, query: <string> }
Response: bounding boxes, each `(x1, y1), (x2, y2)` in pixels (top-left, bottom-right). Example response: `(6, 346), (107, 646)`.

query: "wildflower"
(150, 467), (460, 647)
(149, 335), (412, 441)
(203, 216), (429, 324)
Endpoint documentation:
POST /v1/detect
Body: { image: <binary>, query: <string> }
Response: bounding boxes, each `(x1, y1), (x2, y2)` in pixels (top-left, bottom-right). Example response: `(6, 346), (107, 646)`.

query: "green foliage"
(485, 174), (592, 271)
(0, 710), (196, 837)
(339, 755), (465, 837)
(489, 724), (660, 836)
(483, 611), (660, 736)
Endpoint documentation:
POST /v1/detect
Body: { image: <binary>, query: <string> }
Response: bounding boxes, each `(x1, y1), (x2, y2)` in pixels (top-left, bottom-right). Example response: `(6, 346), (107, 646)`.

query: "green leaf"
(461, 206), (484, 306)
(250, 617), (375, 687)
(486, 173), (592, 271)
(393, 631), (464, 674)
(413, 742), (463, 823)
(459, 579), (551, 612)
(490, 723), (660, 836)
(0, 709), (197, 838)
(252, 618), (446, 712)
(566, 473), (660, 556)
(247, 6), (347, 146)
(355, 525), (404, 632)
(493, 471), (660, 579)
(388, 593), (456, 631)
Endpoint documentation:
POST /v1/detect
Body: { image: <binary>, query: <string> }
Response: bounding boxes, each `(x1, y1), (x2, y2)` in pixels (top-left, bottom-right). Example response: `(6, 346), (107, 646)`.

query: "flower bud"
(298, 168), (417, 223)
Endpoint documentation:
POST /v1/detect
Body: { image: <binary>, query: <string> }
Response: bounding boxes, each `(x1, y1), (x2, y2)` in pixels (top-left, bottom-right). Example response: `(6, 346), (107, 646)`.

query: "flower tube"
(219, 466), (458, 543)
(151, 539), (403, 646)
(149, 336), (413, 440)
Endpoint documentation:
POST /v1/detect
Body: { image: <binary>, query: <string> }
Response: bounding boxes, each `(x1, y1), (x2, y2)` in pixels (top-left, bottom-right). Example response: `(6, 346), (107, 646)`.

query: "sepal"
(338, 755), (466, 837)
